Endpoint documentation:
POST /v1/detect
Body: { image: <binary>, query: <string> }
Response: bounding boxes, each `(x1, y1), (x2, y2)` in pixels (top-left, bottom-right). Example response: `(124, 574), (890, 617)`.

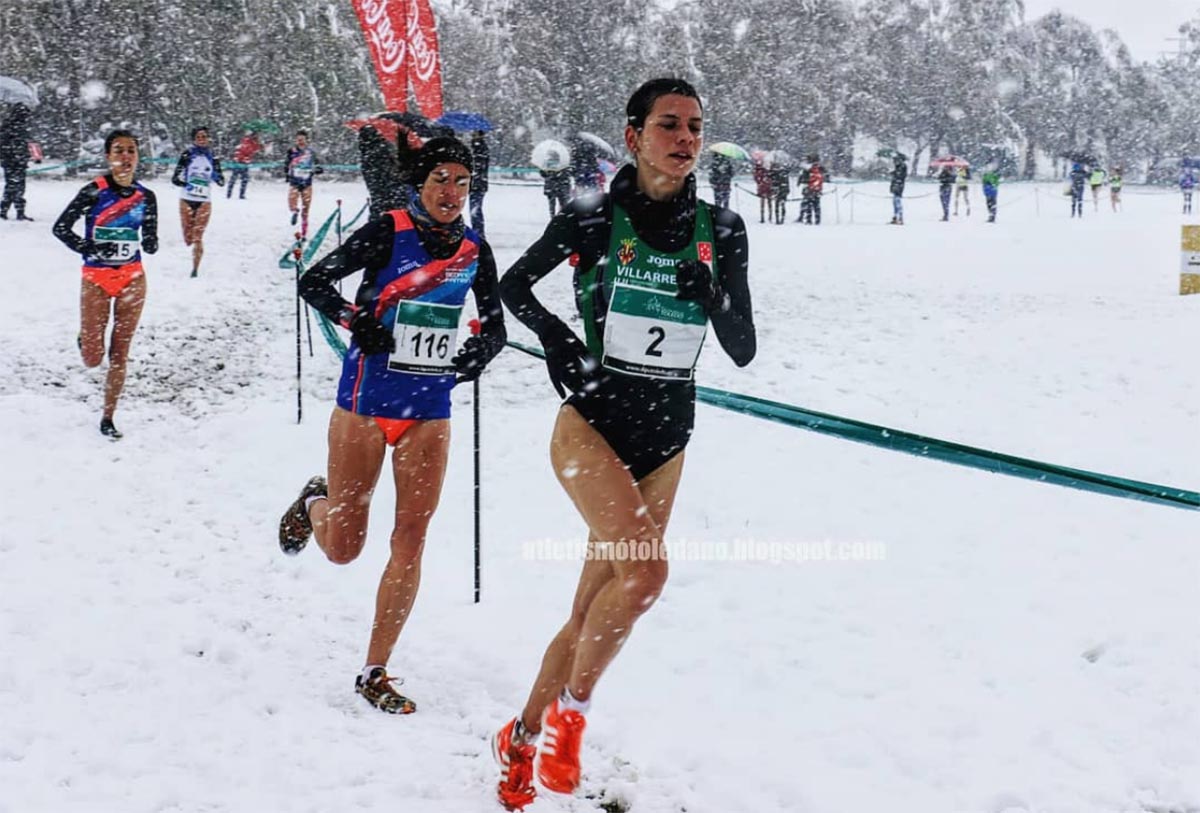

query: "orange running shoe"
(536, 697), (587, 794)
(492, 717), (537, 811)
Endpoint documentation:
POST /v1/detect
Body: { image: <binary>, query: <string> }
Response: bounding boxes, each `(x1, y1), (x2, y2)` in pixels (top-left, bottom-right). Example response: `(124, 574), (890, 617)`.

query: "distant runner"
(172, 126), (224, 276)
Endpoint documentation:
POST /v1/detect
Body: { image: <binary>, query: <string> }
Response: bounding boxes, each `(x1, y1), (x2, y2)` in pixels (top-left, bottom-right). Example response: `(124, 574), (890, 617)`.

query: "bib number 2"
(602, 283), (707, 380)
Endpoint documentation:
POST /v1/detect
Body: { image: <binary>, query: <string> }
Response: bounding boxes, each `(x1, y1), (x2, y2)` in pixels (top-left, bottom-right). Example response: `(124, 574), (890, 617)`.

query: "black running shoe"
(278, 475), (327, 555)
(100, 418), (123, 440)
(16, 214), (33, 222)
(355, 667), (417, 714)
(290, 211), (298, 226)
(190, 267), (198, 278)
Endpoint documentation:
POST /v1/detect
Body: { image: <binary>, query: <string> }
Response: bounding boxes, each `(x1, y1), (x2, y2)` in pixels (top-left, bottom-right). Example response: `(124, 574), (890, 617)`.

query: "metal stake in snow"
(470, 318), (483, 603)
(293, 233), (304, 424)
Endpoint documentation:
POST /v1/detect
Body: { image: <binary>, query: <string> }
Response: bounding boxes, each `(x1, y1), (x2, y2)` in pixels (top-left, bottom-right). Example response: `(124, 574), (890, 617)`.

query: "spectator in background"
(540, 167), (571, 218)
(936, 164), (955, 221)
(796, 154), (826, 225)
(226, 130), (263, 200)
(470, 130), (489, 237)
(570, 138), (601, 197)
(1180, 167), (1195, 215)
(1069, 162), (1087, 218)
(981, 167), (1000, 223)
(1109, 166), (1122, 213)
(769, 162), (789, 224)
(709, 153), (733, 209)
(0, 103), (36, 220)
(1088, 165), (1106, 212)
(954, 165), (971, 216)
(752, 155), (771, 223)
(889, 154), (907, 225)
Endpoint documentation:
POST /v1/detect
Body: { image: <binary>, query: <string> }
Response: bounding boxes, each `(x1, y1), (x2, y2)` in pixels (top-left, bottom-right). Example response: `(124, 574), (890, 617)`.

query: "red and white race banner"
(350, 0), (410, 111)
(406, 0), (444, 119)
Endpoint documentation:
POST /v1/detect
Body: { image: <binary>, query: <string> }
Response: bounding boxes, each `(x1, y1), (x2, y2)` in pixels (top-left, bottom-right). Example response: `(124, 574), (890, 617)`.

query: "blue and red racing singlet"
(83, 176), (150, 268)
(336, 210), (481, 420)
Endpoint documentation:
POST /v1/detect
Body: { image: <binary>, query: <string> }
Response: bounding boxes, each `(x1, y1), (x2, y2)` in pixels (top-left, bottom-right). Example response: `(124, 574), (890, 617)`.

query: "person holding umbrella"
(278, 137), (506, 715)
(708, 153), (733, 208)
(491, 76), (755, 811)
(752, 153), (771, 223)
(0, 103), (35, 220)
(936, 163), (955, 221)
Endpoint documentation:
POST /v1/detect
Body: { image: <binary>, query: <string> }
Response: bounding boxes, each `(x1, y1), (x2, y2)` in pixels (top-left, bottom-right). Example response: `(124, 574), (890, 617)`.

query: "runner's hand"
(452, 336), (491, 384)
(141, 235), (158, 254)
(82, 240), (118, 259)
(349, 310), (395, 355)
(539, 321), (599, 398)
(674, 259), (727, 313)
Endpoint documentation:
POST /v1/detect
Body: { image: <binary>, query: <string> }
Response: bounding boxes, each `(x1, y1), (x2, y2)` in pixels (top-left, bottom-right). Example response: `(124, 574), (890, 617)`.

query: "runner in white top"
(171, 126), (224, 277)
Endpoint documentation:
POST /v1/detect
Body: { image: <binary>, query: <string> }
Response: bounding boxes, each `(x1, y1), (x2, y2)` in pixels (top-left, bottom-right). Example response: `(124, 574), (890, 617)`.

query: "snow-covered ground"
(1, 173), (1197, 813)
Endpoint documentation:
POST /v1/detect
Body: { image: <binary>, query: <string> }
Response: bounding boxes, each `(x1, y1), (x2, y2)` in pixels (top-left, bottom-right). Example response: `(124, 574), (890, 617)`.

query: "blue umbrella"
(435, 111), (493, 132)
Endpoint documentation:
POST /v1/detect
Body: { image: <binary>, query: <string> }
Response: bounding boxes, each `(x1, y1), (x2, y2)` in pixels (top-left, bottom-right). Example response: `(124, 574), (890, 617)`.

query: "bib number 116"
(409, 331), (450, 360)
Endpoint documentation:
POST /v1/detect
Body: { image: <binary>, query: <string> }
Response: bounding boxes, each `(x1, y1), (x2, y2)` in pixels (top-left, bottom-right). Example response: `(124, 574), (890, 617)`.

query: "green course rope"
(504, 340), (1198, 512)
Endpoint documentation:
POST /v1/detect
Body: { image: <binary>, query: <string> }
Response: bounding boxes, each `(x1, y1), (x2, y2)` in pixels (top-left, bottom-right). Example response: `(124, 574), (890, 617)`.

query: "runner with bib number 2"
(491, 78), (755, 810)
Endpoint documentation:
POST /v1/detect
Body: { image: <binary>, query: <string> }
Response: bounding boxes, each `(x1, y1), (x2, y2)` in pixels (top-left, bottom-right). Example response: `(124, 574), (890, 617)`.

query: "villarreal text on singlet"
(336, 210), (481, 420)
(577, 200), (715, 381)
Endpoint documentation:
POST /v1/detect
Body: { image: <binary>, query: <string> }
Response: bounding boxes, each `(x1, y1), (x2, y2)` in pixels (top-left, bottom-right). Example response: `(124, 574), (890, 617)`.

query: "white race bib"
(93, 226), (139, 262)
(602, 282), (707, 380)
(387, 301), (462, 375)
(184, 175), (210, 200)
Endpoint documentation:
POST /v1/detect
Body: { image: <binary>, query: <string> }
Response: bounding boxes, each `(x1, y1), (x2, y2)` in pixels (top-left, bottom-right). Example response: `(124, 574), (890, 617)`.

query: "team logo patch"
(697, 242), (713, 263)
(617, 238), (637, 266)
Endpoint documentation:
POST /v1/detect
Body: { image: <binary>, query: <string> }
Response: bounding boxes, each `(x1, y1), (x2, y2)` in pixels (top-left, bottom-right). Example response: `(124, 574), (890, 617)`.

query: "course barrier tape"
(503, 340), (1198, 512)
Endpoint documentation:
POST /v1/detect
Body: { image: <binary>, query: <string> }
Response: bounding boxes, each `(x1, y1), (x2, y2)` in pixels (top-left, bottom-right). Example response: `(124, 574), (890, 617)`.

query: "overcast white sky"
(1021, 0), (1199, 61)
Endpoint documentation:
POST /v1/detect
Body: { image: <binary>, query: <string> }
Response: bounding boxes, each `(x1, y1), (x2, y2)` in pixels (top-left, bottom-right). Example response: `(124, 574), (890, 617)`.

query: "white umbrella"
(532, 139), (571, 171)
(0, 76), (38, 107)
(576, 131), (617, 158)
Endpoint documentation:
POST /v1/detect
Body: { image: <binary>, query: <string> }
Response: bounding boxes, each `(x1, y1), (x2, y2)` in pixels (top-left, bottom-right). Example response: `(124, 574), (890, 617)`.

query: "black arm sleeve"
(498, 211), (578, 339)
(710, 208), (755, 367)
(52, 183), (99, 255)
(471, 240), (506, 361)
(213, 157), (225, 186)
(142, 189), (158, 244)
(298, 217), (395, 322)
(171, 153), (187, 186)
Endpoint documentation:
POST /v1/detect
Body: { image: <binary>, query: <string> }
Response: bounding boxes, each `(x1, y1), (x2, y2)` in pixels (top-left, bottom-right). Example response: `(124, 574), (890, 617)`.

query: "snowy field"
(1, 173), (1197, 813)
